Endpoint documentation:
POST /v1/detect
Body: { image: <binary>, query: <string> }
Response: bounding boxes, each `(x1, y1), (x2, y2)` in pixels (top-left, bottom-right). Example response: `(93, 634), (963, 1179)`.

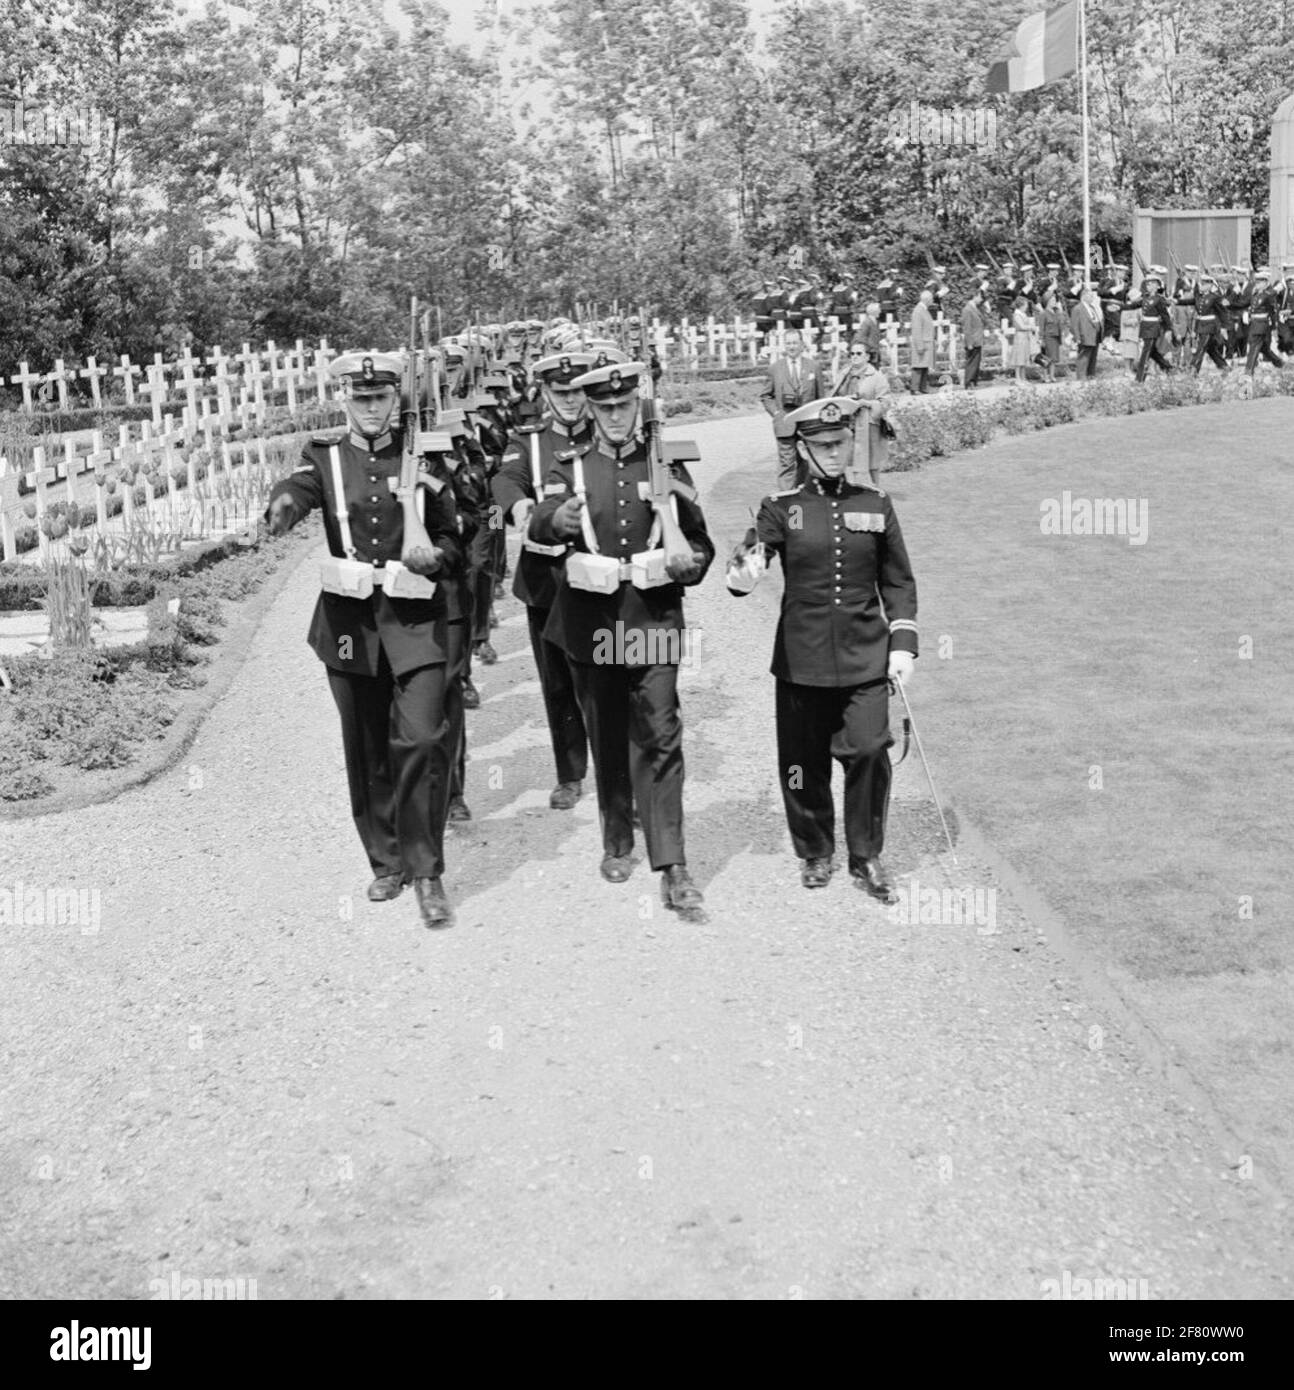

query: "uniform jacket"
(909, 302), (936, 369)
(491, 417), (589, 610)
(1133, 291), (1173, 340)
(529, 435), (714, 666)
(1192, 289), (1226, 334)
(761, 356), (826, 438)
(730, 476), (918, 688)
(266, 429), (463, 678)
(960, 299), (985, 349)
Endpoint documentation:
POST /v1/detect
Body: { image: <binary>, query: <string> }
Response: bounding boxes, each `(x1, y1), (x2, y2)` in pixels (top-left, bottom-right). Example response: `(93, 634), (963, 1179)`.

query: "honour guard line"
(253, 308), (928, 929)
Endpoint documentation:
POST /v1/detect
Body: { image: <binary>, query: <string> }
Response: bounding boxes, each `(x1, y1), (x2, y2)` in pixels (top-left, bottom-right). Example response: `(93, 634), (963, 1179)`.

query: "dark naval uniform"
(529, 376), (714, 876)
(1241, 274), (1285, 374)
(1132, 279), (1174, 381)
(1188, 276), (1229, 373)
(727, 398), (918, 891)
(491, 390), (592, 795)
(267, 424), (463, 886)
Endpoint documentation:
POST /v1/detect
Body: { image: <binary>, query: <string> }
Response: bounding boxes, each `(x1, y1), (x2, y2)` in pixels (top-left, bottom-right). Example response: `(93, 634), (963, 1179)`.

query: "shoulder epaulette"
(767, 486), (802, 499)
(554, 443), (590, 463)
(310, 429), (346, 446)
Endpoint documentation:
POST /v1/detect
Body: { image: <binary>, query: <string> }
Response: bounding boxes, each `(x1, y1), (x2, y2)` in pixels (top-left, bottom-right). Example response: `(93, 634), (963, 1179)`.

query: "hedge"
(886, 367), (1294, 472)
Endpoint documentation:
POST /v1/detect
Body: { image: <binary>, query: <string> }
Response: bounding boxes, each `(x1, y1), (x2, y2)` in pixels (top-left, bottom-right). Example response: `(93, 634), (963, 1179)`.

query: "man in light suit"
(1070, 285), (1103, 378)
(909, 290), (936, 394)
(760, 329), (826, 489)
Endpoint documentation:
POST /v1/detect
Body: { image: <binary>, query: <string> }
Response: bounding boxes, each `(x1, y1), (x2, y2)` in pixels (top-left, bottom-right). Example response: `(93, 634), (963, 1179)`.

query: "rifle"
(1104, 239), (1114, 272)
(392, 297), (440, 596)
(1028, 244), (1046, 272)
(637, 302), (698, 576)
(983, 246), (1003, 276)
(1060, 247), (1073, 280)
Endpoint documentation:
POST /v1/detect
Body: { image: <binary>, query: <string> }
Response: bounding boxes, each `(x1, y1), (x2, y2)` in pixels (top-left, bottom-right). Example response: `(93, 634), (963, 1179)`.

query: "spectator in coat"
(837, 353), (894, 487)
(1010, 295), (1034, 383)
(909, 290), (936, 394)
(1070, 286), (1103, 379)
(854, 302), (881, 367)
(960, 290), (986, 388)
(1040, 292), (1067, 381)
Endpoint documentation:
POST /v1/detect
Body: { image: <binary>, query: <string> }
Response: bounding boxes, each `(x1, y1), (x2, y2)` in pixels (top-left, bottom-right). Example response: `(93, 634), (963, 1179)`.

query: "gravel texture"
(0, 414), (1288, 1300)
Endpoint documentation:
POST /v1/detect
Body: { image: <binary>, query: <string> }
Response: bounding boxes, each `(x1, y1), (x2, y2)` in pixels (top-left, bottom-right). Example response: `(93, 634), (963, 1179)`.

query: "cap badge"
(609, 369), (622, 391)
(820, 401), (842, 424)
(595, 352), (608, 367)
(361, 356), (375, 381)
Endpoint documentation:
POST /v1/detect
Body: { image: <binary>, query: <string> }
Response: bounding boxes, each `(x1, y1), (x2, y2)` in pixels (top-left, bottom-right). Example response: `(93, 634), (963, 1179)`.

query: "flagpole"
(1080, 0), (1092, 285)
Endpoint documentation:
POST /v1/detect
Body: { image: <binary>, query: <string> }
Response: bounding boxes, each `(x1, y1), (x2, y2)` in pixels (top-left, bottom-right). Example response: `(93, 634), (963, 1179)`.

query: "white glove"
(888, 650), (915, 686)
(726, 550), (766, 593)
(511, 497), (535, 528)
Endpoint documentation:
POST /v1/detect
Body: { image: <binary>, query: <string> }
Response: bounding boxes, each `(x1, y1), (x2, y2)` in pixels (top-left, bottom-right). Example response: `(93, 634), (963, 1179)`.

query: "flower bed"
(0, 527), (312, 804)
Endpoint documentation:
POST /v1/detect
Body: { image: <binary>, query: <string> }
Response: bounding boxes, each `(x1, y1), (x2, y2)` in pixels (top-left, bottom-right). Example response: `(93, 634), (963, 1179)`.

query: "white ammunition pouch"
(319, 556), (375, 599)
(318, 445), (436, 601)
(560, 456), (675, 592)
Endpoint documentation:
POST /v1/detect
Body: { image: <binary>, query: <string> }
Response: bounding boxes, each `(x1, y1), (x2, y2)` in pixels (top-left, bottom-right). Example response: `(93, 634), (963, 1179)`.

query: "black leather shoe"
(851, 857), (898, 904)
(549, 780), (582, 810)
(474, 640), (498, 665)
(600, 854), (633, 883)
(367, 873), (404, 902)
(462, 678), (481, 710)
(800, 857), (832, 889)
(447, 796), (471, 823)
(414, 877), (453, 928)
(660, 865), (704, 911)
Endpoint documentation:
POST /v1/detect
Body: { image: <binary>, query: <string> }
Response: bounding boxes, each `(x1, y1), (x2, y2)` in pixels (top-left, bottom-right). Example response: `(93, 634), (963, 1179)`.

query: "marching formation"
(748, 258), (1293, 381)
(265, 306), (920, 928)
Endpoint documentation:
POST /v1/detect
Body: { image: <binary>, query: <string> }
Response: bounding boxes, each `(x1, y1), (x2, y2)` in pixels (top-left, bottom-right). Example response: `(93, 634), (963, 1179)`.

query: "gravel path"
(1, 414), (1288, 1300)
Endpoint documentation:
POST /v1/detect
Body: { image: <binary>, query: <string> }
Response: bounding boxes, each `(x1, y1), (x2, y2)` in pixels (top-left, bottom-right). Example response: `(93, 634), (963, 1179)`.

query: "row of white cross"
(0, 398), (347, 565)
(6, 338), (338, 422)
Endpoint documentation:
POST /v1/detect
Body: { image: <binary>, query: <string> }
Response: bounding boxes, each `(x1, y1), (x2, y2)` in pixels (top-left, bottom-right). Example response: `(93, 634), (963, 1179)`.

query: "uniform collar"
(551, 418), (591, 442)
(348, 429), (394, 453)
(594, 435), (640, 462)
(808, 474), (846, 497)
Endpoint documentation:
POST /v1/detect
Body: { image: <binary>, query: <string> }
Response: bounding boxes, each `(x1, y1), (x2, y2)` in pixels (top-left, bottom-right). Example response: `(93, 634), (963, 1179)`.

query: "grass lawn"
(887, 396), (1294, 1167)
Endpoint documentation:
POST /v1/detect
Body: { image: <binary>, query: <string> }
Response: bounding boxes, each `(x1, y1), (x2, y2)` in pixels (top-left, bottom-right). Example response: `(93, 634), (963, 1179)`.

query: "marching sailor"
(528, 360), (714, 913)
(725, 397), (919, 902)
(265, 351), (463, 928)
(490, 348), (607, 810)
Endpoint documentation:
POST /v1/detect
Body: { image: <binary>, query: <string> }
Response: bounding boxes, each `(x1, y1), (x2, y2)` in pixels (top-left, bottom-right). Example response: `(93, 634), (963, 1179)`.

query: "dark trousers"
(327, 657), (450, 882)
(776, 678), (892, 865)
(445, 617), (468, 800)
(963, 345), (981, 387)
(910, 366), (929, 394)
(1192, 329), (1228, 373)
(468, 525), (495, 644)
(569, 660), (685, 870)
(1244, 325), (1283, 373)
(527, 605), (588, 785)
(1134, 336), (1173, 382)
(1075, 343), (1098, 378)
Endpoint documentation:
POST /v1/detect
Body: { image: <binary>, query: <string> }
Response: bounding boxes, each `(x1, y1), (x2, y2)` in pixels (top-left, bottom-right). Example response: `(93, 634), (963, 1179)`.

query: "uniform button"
(618, 480), (627, 487)
(370, 495), (379, 502)
(835, 599), (842, 606)
(620, 519), (628, 526)
(619, 500), (627, 507)
(835, 585), (842, 591)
